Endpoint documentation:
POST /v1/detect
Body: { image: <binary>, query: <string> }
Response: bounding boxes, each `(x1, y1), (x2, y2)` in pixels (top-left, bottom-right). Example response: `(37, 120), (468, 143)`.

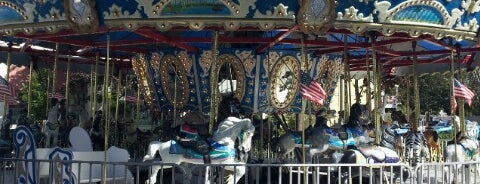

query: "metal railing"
(2, 158), (480, 184)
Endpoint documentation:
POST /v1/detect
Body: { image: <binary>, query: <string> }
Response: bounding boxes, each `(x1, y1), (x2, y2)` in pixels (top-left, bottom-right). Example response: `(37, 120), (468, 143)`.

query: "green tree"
(18, 68), (49, 122)
(397, 70), (479, 116)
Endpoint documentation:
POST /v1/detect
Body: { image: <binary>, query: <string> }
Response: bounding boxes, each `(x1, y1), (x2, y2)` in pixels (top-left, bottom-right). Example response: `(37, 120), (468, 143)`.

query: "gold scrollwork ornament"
(64, 0), (99, 33)
(160, 55), (189, 109)
(298, 0), (336, 35)
(216, 54), (246, 101)
(268, 55), (300, 109)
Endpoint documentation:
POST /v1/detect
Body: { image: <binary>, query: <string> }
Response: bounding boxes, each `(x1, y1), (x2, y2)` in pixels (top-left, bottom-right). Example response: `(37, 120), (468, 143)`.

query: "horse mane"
(346, 103), (369, 128)
(408, 112), (417, 132)
(217, 94), (244, 121)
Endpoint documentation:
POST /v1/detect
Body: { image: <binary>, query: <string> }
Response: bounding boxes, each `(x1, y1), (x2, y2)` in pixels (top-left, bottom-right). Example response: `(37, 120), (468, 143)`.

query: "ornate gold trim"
(216, 54), (245, 101)
(63, 0), (99, 33)
(160, 54), (189, 109)
(131, 54), (155, 107)
(334, 21), (476, 41)
(268, 55), (300, 109)
(298, 0), (336, 35)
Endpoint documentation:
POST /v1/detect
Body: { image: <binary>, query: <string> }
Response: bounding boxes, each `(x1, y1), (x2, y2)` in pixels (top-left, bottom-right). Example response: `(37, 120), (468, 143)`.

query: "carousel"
(0, 0), (478, 183)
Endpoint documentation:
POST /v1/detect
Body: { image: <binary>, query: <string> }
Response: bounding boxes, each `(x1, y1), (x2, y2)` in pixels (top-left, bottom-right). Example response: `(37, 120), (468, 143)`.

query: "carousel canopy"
(0, 0), (476, 70)
(0, 0), (478, 112)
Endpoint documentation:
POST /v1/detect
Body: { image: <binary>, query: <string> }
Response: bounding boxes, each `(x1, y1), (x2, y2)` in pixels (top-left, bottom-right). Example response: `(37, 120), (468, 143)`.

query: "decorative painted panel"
(48, 147), (76, 184)
(298, 0), (336, 35)
(14, 125), (37, 184)
(143, 49), (342, 114)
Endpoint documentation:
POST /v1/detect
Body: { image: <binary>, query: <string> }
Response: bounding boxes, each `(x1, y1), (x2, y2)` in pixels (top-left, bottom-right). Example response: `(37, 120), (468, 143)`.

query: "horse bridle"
(229, 99), (244, 119)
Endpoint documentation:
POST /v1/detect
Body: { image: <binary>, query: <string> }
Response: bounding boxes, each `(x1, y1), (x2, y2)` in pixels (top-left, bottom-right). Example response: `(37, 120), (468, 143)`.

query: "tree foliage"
(18, 68), (49, 122)
(396, 69), (480, 116)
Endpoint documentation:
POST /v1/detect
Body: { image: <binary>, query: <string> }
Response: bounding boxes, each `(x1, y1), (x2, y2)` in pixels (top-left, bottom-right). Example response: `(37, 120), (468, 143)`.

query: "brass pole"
(450, 40), (458, 182)
(27, 59), (33, 116)
(90, 65), (94, 117)
(105, 62), (112, 128)
(123, 75), (127, 120)
(115, 70), (122, 121)
(115, 69), (122, 144)
(173, 67), (177, 127)
(300, 34), (307, 181)
(136, 84), (140, 123)
(365, 37), (371, 111)
(52, 43), (59, 96)
(406, 78), (411, 117)
(65, 54), (71, 103)
(208, 31), (219, 135)
(93, 52), (99, 113)
(46, 66), (50, 116)
(343, 35), (349, 120)
(3, 43), (12, 117)
(102, 32), (111, 184)
(370, 32), (381, 145)
(412, 41), (420, 131)
(456, 44), (465, 133)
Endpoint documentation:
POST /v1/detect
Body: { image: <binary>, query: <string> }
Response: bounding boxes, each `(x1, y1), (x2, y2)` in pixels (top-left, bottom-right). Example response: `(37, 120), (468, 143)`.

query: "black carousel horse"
(90, 110), (104, 151)
(0, 110), (13, 160)
(333, 106), (408, 184)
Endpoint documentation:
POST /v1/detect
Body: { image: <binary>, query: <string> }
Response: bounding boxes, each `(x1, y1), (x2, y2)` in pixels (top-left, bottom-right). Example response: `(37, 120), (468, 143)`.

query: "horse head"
(213, 114), (255, 152)
(464, 120), (479, 140)
(391, 110), (408, 126)
(347, 103), (370, 128)
(218, 94), (245, 121)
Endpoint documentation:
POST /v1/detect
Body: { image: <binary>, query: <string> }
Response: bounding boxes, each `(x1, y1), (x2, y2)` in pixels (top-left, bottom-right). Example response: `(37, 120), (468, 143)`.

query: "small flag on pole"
(48, 93), (64, 99)
(0, 76), (15, 98)
(300, 71), (326, 105)
(451, 78), (475, 113)
(125, 95), (139, 103)
(0, 75), (18, 105)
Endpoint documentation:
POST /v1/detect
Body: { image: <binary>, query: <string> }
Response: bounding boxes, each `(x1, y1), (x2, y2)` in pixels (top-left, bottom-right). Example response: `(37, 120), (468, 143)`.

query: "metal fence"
(1, 158), (480, 184)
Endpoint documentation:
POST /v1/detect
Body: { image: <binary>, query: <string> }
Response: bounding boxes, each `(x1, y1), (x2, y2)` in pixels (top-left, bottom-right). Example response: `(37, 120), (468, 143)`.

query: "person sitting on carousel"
(314, 107), (330, 129)
(0, 109), (12, 146)
(90, 110), (104, 151)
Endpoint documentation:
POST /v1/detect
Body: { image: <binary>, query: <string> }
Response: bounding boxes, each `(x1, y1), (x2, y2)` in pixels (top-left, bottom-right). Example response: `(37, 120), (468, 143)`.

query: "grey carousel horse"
(43, 98), (61, 148)
(329, 105), (407, 183)
(274, 103), (375, 164)
(444, 119), (479, 184)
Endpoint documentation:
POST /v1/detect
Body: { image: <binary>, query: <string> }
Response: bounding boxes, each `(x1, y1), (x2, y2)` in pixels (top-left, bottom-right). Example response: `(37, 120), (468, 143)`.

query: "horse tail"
(431, 130), (439, 142)
(404, 132), (428, 166)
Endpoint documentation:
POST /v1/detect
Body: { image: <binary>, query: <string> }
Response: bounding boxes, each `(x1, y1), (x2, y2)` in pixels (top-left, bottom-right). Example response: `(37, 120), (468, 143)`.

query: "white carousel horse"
(444, 120), (479, 184)
(143, 116), (255, 184)
(43, 102), (60, 148)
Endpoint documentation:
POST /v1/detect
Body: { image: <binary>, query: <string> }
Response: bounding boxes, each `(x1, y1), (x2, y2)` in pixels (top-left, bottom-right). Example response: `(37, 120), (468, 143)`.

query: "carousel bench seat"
(36, 147), (134, 183)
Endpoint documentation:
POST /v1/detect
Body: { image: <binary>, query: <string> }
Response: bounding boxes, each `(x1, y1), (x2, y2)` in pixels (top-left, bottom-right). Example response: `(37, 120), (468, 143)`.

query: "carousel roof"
(0, 0), (476, 73)
(0, 0), (478, 112)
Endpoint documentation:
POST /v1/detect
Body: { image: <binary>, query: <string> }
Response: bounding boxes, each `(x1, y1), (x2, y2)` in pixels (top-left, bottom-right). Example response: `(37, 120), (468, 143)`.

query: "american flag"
(451, 78), (475, 113)
(48, 92), (64, 99)
(300, 71), (326, 105)
(0, 75), (16, 97)
(0, 76), (18, 105)
(125, 95), (139, 103)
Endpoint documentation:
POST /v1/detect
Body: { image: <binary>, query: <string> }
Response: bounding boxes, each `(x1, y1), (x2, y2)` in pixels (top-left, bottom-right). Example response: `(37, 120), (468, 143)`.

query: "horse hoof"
(143, 156), (152, 162)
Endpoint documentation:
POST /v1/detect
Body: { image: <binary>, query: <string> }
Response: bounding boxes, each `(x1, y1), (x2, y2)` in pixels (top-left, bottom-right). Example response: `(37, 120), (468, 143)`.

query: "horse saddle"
(358, 146), (399, 163)
(180, 124), (209, 139)
(326, 128), (356, 149)
(458, 139), (478, 159)
(290, 133), (311, 145)
(170, 140), (235, 160)
(46, 121), (58, 130)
